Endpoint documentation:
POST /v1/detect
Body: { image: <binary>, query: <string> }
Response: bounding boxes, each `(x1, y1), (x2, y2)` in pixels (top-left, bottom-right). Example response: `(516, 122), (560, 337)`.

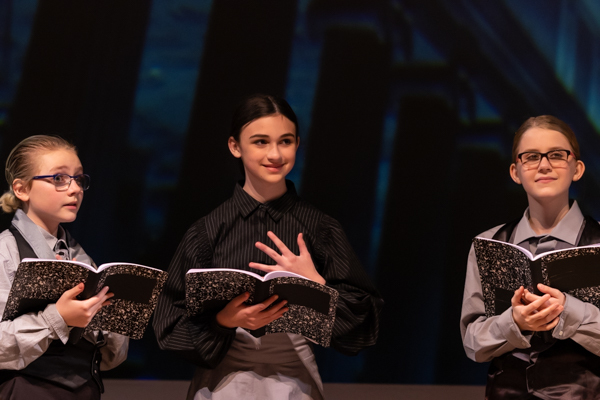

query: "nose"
(537, 154), (552, 171)
(67, 179), (83, 195)
(267, 143), (283, 162)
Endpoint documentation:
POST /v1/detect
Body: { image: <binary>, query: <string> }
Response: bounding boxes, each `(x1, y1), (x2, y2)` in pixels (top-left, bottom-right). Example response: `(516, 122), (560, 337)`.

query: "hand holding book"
(56, 283), (113, 328)
(215, 292), (288, 329)
(511, 285), (563, 331)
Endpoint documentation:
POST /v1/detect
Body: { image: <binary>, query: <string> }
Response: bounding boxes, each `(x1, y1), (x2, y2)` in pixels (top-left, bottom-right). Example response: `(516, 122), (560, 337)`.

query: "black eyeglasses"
(517, 150), (572, 170)
(31, 174), (91, 191)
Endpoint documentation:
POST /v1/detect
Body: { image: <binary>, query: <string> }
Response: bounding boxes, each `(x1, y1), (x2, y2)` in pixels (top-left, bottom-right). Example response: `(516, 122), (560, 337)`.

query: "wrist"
(215, 311), (235, 329)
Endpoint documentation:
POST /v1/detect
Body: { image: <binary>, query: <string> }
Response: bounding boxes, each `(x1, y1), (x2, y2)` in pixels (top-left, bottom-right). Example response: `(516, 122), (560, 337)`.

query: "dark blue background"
(1, 0), (600, 385)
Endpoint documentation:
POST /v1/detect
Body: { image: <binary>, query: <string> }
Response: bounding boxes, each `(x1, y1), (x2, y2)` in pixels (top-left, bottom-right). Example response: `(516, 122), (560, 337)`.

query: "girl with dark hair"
(0, 135), (128, 399)
(461, 115), (600, 399)
(154, 94), (382, 400)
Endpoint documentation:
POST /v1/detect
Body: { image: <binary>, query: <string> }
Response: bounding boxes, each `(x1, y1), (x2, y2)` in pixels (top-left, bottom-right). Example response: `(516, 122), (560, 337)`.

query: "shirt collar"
(513, 200), (584, 245)
(38, 224), (69, 254)
(232, 180), (298, 222)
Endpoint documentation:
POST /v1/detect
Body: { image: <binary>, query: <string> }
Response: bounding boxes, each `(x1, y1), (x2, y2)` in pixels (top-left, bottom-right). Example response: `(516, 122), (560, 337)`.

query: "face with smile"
(510, 126), (584, 204)
(228, 114), (299, 200)
(14, 148), (85, 235)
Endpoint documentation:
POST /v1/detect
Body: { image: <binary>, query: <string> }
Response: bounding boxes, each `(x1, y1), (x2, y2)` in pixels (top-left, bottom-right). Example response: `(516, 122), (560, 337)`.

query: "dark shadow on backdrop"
(300, 25), (391, 382)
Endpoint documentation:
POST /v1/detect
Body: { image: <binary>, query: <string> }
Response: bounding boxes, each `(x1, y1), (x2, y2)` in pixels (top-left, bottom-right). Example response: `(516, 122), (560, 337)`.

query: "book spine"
(79, 272), (102, 300)
(530, 259), (544, 295)
(249, 280), (270, 338)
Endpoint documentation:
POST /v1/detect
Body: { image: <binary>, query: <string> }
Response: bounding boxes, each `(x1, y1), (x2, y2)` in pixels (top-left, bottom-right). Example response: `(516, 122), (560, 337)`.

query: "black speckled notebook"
(185, 268), (338, 347)
(473, 237), (600, 318)
(2, 259), (168, 339)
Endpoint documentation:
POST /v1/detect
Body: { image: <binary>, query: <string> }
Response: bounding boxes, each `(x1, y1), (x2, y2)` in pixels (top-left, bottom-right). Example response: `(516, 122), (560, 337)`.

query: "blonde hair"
(0, 135), (77, 213)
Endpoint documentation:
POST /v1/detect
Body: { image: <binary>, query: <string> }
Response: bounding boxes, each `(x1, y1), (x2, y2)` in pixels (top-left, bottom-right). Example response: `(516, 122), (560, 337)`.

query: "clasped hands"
(216, 231), (325, 330)
(511, 283), (565, 332)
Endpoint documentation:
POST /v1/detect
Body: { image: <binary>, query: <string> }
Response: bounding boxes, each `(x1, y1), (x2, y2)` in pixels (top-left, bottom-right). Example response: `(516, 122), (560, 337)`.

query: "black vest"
(486, 215), (600, 399)
(0, 226), (104, 392)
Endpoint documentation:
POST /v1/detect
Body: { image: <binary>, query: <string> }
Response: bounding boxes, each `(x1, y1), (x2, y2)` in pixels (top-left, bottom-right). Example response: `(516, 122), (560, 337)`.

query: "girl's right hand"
(511, 286), (563, 332)
(215, 292), (288, 329)
(56, 283), (113, 328)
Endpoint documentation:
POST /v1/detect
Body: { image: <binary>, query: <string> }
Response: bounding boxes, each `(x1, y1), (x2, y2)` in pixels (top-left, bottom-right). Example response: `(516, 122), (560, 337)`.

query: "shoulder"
(0, 228), (19, 276)
(292, 198), (328, 224)
(474, 224), (505, 240)
(202, 197), (237, 227)
(0, 228), (17, 254)
(292, 198), (347, 239)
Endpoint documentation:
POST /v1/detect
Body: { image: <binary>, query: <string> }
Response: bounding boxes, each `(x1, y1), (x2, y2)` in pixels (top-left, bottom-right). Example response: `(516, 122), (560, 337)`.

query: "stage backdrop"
(1, 0), (600, 385)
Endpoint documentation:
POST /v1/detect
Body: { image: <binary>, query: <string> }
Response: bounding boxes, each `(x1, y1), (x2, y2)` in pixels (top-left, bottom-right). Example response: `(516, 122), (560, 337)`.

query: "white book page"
(186, 268), (264, 280)
(96, 262), (161, 272)
(263, 270), (309, 281)
(21, 258), (95, 272)
(186, 268), (309, 282)
(475, 237), (600, 260)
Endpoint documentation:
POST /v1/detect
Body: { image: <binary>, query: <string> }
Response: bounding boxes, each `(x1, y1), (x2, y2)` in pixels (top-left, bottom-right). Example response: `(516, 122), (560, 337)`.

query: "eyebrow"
(48, 165), (83, 174)
(248, 133), (296, 140)
(520, 146), (568, 153)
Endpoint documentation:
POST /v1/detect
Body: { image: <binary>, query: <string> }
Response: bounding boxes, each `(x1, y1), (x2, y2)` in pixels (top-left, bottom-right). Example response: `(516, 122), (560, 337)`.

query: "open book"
(473, 237), (600, 317)
(2, 259), (168, 339)
(185, 268), (338, 347)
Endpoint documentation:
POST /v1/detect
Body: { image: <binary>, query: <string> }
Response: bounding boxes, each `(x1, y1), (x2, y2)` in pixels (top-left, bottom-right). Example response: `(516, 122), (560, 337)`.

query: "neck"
(242, 178), (287, 203)
(22, 207), (59, 237)
(526, 194), (570, 235)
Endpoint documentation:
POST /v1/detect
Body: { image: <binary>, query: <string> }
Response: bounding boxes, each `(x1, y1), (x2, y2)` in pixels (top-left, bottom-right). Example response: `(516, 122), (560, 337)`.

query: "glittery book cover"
(2, 259), (168, 340)
(185, 268), (339, 347)
(473, 237), (600, 318)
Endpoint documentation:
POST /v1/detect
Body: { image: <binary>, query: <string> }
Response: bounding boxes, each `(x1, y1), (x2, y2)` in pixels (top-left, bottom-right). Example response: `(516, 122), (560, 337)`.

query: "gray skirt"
(188, 329), (324, 400)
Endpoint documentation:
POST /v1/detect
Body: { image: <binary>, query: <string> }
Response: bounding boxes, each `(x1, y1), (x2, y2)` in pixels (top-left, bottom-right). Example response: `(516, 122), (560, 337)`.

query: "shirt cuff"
(42, 303), (70, 344)
(210, 316), (237, 336)
(553, 293), (584, 340)
(498, 307), (532, 348)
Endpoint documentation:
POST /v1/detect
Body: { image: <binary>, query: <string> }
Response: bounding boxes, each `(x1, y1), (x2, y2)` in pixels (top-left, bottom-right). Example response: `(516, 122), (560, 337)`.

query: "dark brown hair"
(230, 94), (298, 141)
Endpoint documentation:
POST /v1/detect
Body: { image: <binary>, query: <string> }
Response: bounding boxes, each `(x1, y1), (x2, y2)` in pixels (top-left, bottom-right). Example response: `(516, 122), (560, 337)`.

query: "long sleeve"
(460, 241), (533, 362)
(98, 332), (129, 370)
(0, 232), (72, 370)
(550, 292), (600, 355)
(153, 220), (236, 368)
(314, 215), (383, 356)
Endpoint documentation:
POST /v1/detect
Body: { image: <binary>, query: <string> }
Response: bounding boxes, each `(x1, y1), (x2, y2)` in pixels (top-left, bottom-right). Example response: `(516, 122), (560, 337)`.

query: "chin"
(260, 174), (287, 184)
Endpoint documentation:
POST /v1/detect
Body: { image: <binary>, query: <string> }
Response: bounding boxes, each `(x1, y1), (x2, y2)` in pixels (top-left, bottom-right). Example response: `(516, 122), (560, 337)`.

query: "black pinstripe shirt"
(153, 181), (383, 368)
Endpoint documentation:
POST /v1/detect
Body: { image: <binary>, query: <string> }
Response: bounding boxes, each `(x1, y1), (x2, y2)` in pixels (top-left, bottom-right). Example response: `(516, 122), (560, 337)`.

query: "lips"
(535, 177), (556, 183)
(263, 164), (284, 172)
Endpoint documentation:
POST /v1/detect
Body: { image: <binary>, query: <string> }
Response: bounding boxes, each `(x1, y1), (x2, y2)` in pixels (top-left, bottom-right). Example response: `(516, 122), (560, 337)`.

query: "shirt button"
(559, 331), (563, 336)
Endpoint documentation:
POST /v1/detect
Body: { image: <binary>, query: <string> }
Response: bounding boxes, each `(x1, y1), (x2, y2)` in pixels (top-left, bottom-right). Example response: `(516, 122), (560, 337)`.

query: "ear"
(12, 179), (30, 202)
(295, 136), (300, 149)
(509, 163), (522, 185)
(572, 160), (585, 182)
(228, 137), (242, 159)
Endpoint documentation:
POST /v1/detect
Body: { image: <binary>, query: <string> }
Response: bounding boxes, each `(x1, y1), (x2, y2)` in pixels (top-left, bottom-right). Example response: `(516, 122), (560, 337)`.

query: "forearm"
(155, 308), (236, 368)
(0, 303), (69, 370)
(99, 332), (129, 370)
(553, 294), (600, 355)
(462, 308), (531, 362)
(329, 285), (383, 355)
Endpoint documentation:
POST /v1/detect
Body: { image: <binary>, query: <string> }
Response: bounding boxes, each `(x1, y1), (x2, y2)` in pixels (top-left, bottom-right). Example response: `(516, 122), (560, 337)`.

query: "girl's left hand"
(250, 231), (326, 284)
(523, 283), (566, 309)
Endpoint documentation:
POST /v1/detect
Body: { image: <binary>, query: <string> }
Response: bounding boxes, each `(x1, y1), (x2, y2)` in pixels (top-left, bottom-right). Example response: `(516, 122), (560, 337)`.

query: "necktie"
(54, 240), (70, 260)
